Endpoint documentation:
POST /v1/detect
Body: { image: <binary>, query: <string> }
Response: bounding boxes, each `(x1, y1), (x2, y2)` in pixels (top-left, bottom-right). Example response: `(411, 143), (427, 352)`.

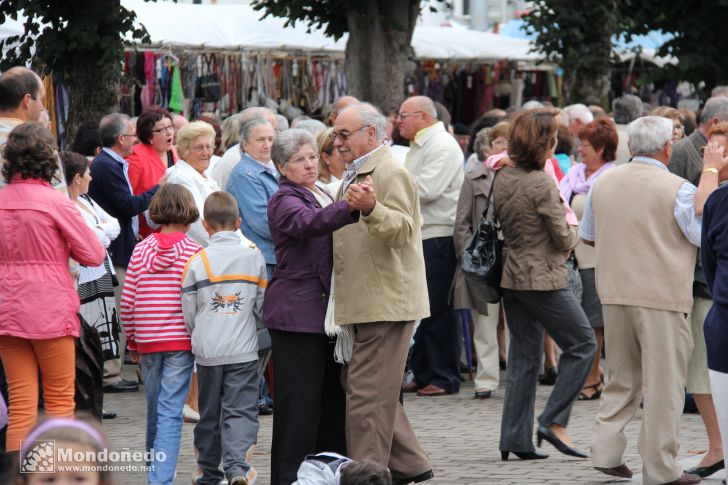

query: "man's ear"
(21, 93), (32, 110)
(202, 219), (214, 236)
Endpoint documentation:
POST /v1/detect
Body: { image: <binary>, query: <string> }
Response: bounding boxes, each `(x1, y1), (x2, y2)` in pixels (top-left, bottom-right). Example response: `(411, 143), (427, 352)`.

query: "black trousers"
(411, 236), (462, 393)
(269, 329), (346, 485)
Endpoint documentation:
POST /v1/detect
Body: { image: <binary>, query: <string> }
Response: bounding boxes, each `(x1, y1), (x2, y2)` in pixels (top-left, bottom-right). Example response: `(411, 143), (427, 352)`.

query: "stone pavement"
(103, 368), (724, 485)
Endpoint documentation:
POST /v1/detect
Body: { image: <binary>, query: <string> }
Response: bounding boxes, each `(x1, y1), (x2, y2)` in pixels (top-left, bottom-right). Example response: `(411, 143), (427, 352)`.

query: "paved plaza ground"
(103, 368), (723, 485)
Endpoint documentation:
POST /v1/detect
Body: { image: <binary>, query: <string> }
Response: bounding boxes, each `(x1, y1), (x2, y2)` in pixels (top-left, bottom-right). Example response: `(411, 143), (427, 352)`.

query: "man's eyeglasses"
(330, 125), (371, 142)
(396, 111), (423, 121)
(152, 125), (174, 134)
(121, 133), (137, 139)
(287, 153), (320, 165)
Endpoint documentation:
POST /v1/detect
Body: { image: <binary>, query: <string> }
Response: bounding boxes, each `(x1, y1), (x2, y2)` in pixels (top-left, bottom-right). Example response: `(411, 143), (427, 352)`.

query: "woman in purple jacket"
(263, 129), (372, 485)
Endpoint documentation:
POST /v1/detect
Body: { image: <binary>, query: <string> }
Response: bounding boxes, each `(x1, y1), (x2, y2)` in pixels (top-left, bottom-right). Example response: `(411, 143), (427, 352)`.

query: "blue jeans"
(140, 350), (194, 485)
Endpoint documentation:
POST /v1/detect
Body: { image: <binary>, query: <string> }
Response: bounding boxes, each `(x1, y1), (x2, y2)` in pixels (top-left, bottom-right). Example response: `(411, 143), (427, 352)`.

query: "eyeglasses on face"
(152, 124), (174, 134)
(330, 125), (371, 142)
(190, 145), (214, 153)
(396, 111), (423, 121)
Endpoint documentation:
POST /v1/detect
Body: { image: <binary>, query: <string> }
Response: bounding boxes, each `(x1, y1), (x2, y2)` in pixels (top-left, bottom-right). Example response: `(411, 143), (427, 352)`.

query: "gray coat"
(452, 163), (495, 314)
(669, 129), (706, 186)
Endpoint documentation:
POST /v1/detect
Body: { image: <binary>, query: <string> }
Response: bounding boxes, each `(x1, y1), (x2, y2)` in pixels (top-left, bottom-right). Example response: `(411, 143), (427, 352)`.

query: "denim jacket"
(226, 153), (279, 265)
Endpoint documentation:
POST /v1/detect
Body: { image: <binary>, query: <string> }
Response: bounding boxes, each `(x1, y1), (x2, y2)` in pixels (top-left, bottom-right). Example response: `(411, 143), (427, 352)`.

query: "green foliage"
(251, 0), (450, 40)
(524, 0), (620, 103)
(0, 0), (152, 83)
(626, 1), (728, 88)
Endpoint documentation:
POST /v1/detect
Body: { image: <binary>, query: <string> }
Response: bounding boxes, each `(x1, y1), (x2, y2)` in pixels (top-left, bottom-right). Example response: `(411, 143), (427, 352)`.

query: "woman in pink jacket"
(0, 123), (105, 452)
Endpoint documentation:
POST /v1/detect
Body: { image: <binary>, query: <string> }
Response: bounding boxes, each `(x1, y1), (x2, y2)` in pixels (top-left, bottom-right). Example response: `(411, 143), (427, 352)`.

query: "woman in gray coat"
(453, 124), (508, 400)
(493, 109), (596, 461)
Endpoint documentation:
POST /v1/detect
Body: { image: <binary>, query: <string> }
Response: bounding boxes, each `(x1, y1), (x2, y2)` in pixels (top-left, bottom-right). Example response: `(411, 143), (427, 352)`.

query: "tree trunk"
(60, 0), (123, 146)
(344, 0), (420, 111)
(64, 54), (120, 147)
(562, 1), (616, 107)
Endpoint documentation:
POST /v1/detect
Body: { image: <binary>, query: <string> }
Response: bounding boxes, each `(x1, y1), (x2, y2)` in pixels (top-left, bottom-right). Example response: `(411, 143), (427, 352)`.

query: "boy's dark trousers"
(194, 360), (259, 484)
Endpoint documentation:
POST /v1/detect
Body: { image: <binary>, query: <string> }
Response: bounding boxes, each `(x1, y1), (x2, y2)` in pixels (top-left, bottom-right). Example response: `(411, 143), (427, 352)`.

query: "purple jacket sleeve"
(269, 192), (357, 239)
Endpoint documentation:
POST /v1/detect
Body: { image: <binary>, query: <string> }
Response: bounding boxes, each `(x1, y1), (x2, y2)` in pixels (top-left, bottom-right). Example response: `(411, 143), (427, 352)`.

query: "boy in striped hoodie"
(120, 184), (202, 485)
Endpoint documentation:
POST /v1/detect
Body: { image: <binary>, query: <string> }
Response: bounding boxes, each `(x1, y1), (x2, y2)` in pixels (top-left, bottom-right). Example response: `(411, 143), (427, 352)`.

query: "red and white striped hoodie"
(120, 232), (202, 353)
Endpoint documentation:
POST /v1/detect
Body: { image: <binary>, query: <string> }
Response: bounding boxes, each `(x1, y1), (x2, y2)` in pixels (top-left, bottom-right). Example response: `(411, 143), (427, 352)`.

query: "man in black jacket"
(89, 113), (162, 394)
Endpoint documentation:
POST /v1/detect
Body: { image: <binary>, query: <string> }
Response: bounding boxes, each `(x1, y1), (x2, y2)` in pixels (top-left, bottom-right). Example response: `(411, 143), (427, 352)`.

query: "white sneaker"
(183, 404), (200, 423)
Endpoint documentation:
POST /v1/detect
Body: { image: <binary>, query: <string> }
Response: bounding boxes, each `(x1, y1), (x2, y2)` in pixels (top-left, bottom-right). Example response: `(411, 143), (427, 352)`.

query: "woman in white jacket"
(61, 151), (122, 369)
(165, 121), (221, 247)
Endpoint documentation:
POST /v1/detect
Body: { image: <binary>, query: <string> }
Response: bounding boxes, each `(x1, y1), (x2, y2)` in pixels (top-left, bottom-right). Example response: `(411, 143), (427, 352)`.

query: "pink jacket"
(0, 178), (106, 339)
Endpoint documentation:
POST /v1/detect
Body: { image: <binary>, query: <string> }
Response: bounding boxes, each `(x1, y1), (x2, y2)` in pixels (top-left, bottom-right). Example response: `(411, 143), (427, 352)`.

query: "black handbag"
(75, 314), (104, 420)
(195, 54), (222, 102)
(461, 173), (503, 304)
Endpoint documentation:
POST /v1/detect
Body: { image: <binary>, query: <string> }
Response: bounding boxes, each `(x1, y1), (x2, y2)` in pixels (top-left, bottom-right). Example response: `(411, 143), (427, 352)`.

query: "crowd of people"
(2, 63), (728, 485)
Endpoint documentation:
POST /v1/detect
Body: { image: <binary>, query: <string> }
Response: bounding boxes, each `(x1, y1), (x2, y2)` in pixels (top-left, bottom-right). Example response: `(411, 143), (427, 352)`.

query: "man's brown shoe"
(416, 384), (450, 397)
(661, 472), (701, 485)
(402, 382), (419, 393)
(594, 464), (633, 479)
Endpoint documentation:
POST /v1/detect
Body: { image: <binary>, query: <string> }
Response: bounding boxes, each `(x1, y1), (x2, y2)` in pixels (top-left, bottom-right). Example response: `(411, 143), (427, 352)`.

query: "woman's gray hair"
(241, 118), (272, 143)
(627, 116), (673, 156)
(271, 128), (316, 168)
(472, 128), (491, 161)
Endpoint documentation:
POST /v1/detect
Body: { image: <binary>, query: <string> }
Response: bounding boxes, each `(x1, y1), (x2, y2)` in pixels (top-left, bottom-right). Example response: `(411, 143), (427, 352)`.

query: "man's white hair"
(628, 116), (673, 156)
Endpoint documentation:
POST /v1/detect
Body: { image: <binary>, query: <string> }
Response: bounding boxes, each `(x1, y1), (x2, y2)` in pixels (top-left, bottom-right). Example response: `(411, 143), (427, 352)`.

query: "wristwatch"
(703, 167), (719, 175)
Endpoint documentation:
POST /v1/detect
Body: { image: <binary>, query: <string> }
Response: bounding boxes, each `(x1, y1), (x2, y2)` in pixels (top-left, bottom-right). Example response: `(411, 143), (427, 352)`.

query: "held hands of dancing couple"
(345, 175), (376, 215)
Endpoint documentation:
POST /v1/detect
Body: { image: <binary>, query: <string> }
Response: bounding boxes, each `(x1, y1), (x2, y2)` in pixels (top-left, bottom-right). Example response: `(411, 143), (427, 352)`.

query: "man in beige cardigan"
(582, 116), (727, 485)
(332, 103), (433, 484)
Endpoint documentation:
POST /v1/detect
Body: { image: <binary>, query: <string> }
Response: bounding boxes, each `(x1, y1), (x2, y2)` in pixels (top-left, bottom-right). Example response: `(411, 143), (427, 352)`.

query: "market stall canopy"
(1, 0), (540, 62)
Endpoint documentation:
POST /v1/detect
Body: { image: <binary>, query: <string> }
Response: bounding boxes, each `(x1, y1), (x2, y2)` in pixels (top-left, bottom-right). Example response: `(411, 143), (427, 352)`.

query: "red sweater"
(126, 143), (178, 237)
(120, 232), (201, 353)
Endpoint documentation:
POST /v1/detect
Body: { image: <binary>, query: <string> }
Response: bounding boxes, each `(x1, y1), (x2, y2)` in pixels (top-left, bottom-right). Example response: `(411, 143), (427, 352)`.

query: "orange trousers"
(0, 335), (76, 451)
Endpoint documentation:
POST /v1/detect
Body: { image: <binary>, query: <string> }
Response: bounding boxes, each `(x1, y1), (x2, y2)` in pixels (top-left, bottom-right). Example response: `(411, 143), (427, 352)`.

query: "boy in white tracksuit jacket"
(181, 192), (267, 485)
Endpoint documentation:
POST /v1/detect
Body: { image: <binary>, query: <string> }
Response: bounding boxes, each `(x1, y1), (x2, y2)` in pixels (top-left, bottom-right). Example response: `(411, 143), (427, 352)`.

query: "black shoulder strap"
(481, 170), (499, 224)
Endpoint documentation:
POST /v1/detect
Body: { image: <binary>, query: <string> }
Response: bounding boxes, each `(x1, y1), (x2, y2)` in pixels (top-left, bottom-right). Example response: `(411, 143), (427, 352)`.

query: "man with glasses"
(332, 103), (433, 484)
(89, 113), (164, 395)
(398, 96), (465, 398)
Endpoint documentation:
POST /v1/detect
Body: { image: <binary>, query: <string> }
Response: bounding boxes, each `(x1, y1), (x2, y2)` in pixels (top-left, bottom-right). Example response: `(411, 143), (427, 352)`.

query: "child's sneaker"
(230, 466), (256, 485)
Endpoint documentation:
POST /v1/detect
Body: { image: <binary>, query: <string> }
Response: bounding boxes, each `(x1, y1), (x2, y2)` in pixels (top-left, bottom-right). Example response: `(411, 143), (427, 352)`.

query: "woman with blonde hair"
(165, 121), (221, 247)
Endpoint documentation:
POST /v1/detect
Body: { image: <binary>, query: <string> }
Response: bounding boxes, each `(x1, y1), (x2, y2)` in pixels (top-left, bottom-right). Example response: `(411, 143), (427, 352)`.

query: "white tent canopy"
(1, 0), (539, 62)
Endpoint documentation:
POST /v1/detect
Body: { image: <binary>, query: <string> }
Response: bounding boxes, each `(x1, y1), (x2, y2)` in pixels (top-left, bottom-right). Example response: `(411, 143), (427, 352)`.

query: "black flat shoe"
(539, 366), (558, 386)
(392, 469), (434, 484)
(474, 390), (492, 399)
(685, 458), (724, 478)
(500, 450), (549, 461)
(536, 426), (588, 458)
(102, 409), (117, 419)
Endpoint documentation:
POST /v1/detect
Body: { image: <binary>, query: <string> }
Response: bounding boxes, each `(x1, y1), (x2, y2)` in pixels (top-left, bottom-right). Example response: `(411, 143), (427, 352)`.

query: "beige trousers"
(105, 265), (128, 385)
(346, 321), (431, 478)
(591, 304), (693, 485)
(473, 303), (500, 391)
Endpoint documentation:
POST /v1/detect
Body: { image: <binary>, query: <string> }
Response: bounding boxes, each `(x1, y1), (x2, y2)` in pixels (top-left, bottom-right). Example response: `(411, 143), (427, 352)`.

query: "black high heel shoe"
(536, 426), (588, 458)
(500, 450), (549, 461)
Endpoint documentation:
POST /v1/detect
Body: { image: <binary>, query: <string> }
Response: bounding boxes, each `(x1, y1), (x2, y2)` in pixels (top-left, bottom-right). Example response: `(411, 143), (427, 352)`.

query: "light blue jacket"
(226, 153), (279, 265)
